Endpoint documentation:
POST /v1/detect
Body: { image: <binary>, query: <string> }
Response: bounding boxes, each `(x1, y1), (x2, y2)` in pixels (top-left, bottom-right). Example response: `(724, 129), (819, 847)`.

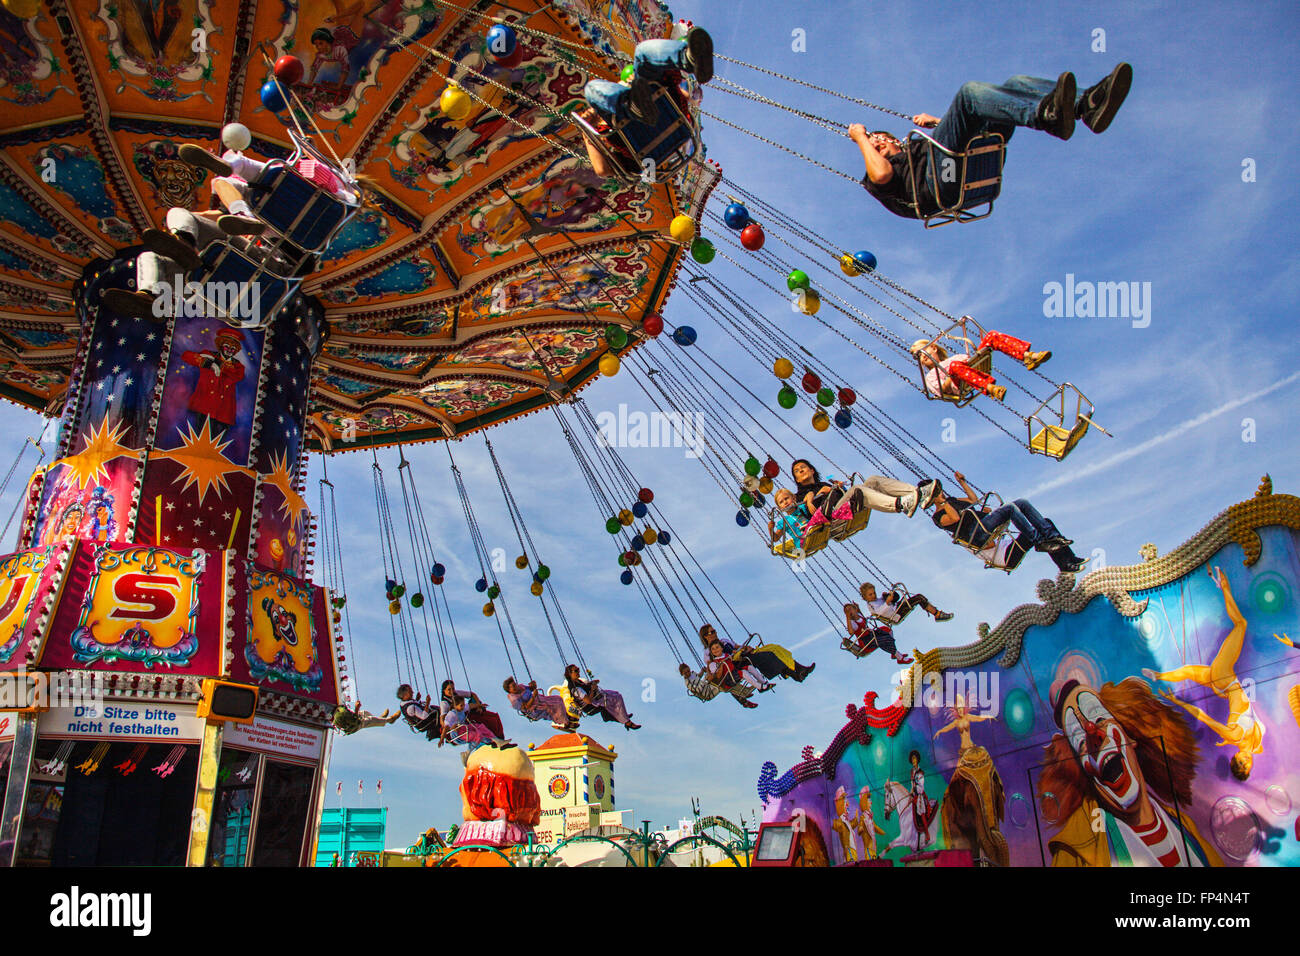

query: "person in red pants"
(911, 332), (1050, 402)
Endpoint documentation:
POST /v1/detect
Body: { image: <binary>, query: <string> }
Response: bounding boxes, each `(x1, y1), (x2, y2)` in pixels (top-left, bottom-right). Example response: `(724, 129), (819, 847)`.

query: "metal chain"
(716, 53), (912, 120)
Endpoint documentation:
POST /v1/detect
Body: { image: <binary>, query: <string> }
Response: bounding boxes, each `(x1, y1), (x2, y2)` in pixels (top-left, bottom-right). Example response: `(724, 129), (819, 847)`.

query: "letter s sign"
(109, 573), (181, 621)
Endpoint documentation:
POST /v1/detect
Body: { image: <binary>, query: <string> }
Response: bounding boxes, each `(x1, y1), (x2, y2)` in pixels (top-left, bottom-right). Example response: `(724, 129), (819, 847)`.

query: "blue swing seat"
(906, 130), (1005, 228)
(573, 82), (700, 184)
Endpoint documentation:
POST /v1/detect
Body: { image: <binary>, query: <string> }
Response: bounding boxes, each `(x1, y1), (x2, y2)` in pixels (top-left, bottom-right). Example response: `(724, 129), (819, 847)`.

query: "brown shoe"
(1023, 349), (1052, 371)
(179, 143), (233, 177)
(218, 214), (266, 236)
(142, 228), (200, 272)
(101, 288), (165, 322)
(986, 384), (1007, 402)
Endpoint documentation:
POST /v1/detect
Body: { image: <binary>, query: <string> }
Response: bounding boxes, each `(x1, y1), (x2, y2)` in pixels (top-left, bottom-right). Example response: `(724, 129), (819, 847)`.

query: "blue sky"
(2, 0), (1298, 849)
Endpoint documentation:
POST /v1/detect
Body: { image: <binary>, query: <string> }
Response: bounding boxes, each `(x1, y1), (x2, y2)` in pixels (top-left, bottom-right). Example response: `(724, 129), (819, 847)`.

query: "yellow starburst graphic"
(261, 448), (308, 521)
(151, 418), (252, 506)
(56, 418), (135, 489)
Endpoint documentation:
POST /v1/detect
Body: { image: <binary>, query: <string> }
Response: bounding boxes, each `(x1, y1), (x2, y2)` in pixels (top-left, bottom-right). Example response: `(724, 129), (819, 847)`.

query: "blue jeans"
(583, 39), (687, 121)
(933, 75), (1061, 151)
(965, 498), (1059, 548)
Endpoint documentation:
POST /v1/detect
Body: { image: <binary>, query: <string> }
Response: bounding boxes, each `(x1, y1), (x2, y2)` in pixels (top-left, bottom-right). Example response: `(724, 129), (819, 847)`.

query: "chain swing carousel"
(0, 0), (715, 866)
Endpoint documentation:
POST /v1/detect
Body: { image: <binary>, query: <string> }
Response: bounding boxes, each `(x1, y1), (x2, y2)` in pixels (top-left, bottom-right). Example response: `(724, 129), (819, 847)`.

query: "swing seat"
(188, 240), (300, 329)
(950, 495), (1020, 573)
(918, 345), (992, 407)
(870, 585), (916, 625)
(771, 521), (830, 560)
(548, 684), (584, 722)
(1027, 383), (1107, 461)
(907, 130), (1005, 228)
(574, 82), (700, 184)
(829, 507), (870, 542)
(840, 637), (876, 659)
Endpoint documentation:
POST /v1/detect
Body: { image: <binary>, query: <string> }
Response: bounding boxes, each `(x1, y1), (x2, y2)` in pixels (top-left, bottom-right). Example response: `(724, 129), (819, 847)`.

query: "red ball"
(637, 487), (654, 504)
(762, 459), (780, 479)
(642, 313), (664, 337)
(740, 223), (765, 251)
(801, 371), (821, 393)
(838, 387), (857, 406)
(493, 45), (524, 68)
(274, 54), (305, 86)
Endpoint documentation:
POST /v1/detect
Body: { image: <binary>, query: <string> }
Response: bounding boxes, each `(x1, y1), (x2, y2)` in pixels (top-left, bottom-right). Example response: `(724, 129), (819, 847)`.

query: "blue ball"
(486, 23), (517, 58)
(533, 571), (542, 583)
(723, 202), (750, 230)
(620, 569), (634, 585)
(853, 250), (877, 273)
(672, 325), (697, 347)
(632, 501), (648, 518)
(834, 408), (852, 429)
(735, 510), (750, 527)
(631, 534), (646, 551)
(475, 578), (488, 592)
(658, 530), (671, 546)
(432, 562), (446, 577)
(260, 79), (288, 113)
(753, 492), (766, 508)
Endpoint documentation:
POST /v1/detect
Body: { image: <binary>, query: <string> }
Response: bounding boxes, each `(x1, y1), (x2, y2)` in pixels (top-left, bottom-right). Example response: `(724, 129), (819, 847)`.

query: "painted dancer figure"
(907, 749), (939, 850)
(1142, 566), (1265, 781)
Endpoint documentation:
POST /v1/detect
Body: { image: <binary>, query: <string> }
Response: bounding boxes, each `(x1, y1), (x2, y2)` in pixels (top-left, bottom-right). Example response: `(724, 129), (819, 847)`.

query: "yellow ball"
(530, 582), (544, 596)
(483, 602), (495, 617)
(773, 357), (794, 379)
(798, 289), (821, 315)
(758, 477), (774, 495)
(618, 509), (634, 526)
(515, 555), (528, 569)
(812, 410), (830, 432)
(388, 599), (401, 614)
(642, 527), (658, 545)
(440, 84), (472, 120)
(3, 0), (40, 17)
(599, 352), (621, 376)
(669, 215), (695, 242)
(839, 253), (862, 276)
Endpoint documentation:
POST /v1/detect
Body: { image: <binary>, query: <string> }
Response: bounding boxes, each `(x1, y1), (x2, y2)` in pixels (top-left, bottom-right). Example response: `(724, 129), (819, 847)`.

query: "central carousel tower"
(0, 0), (714, 866)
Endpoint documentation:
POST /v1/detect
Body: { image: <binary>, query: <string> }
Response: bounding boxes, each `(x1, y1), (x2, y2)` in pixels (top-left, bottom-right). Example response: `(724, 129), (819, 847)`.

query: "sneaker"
(218, 213), (266, 236)
(986, 384), (1007, 402)
(1079, 62), (1132, 134)
(141, 228), (200, 272)
(934, 610), (954, 622)
(896, 491), (919, 517)
(625, 77), (657, 124)
(916, 479), (942, 509)
(1022, 349), (1052, 371)
(179, 143), (233, 177)
(1035, 71), (1077, 140)
(683, 27), (713, 84)
(101, 288), (163, 321)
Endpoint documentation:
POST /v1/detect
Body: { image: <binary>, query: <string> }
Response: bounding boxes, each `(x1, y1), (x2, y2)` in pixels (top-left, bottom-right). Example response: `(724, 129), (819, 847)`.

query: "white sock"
(227, 200), (251, 217)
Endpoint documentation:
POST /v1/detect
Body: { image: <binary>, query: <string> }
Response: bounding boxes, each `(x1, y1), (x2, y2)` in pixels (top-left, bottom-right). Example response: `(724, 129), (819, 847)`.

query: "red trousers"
(948, 331), (1031, 391)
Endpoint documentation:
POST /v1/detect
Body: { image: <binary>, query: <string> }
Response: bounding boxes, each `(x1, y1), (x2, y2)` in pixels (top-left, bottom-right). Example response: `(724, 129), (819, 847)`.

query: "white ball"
(670, 19), (693, 40)
(221, 122), (252, 152)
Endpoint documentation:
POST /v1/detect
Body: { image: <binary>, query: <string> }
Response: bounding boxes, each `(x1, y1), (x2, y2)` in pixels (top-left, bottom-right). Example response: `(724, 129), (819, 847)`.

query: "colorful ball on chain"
(632, 501), (648, 518)
(259, 79), (288, 113)
(620, 569), (634, 586)
(483, 603), (496, 617)
(598, 352), (621, 377)
(432, 562), (446, 578)
(773, 357), (794, 379)
(812, 410), (831, 432)
(735, 510), (750, 527)
(617, 553), (627, 567)
(802, 370), (821, 393)
(475, 577), (488, 593)
(741, 475), (760, 494)
(623, 551), (640, 567)
(753, 492), (766, 508)
(641, 528), (658, 545)
(388, 600), (401, 615)
(744, 456), (761, 477)
(638, 487), (654, 504)
(740, 223), (765, 251)
(631, 534), (646, 551)
(834, 408), (853, 429)
(853, 250), (877, 273)
(620, 63), (635, 83)
(739, 491), (754, 508)
(3, 0), (41, 19)
(723, 202), (750, 230)
(838, 387), (857, 406)
(486, 23), (518, 58)
(658, 530), (671, 546)
(817, 386), (835, 407)
(777, 385), (797, 409)
(487, 584), (500, 600)
(642, 312), (664, 337)
(787, 269), (811, 292)
(604, 324), (628, 349)
(431, 574), (444, 586)
(762, 458), (780, 479)
(410, 592), (425, 608)
(530, 581), (544, 596)
(758, 476), (774, 495)
(839, 253), (862, 277)
(536, 564), (551, 581)
(274, 54), (305, 86)
(672, 325), (697, 346)
(605, 516), (621, 534)
(690, 238), (716, 263)
(669, 215), (695, 242)
(797, 289), (820, 315)
(618, 508), (634, 526)
(385, 577), (397, 592)
(493, 44), (524, 68)
(440, 84), (472, 120)
(515, 555), (529, 569)
(391, 582), (406, 598)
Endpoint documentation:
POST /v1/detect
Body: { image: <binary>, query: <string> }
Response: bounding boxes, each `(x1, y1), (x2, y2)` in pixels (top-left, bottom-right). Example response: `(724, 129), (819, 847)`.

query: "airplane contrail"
(1026, 370), (1300, 498)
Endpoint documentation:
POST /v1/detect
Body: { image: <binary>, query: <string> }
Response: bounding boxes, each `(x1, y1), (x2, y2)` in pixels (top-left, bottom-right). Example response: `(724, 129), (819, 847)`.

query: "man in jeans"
(850, 63), (1132, 220)
(929, 471), (1086, 573)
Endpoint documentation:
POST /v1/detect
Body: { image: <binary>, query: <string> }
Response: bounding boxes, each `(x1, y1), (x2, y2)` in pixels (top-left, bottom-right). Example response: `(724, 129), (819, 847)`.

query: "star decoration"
(56, 417), (135, 489)
(150, 418), (253, 506)
(261, 448), (308, 522)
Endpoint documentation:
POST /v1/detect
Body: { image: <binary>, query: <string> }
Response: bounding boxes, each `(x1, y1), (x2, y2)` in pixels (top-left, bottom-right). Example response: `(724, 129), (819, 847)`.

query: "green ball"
(690, 238), (716, 263)
(410, 593), (425, 608)
(604, 324), (628, 349)
(487, 584), (500, 600)
(778, 385), (797, 409)
(617, 553), (627, 567)
(536, 564), (550, 581)
(787, 269), (810, 291)
(606, 517), (621, 534)
(620, 63), (635, 83)
(817, 387), (835, 406)
(744, 456), (760, 476)
(739, 491), (754, 508)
